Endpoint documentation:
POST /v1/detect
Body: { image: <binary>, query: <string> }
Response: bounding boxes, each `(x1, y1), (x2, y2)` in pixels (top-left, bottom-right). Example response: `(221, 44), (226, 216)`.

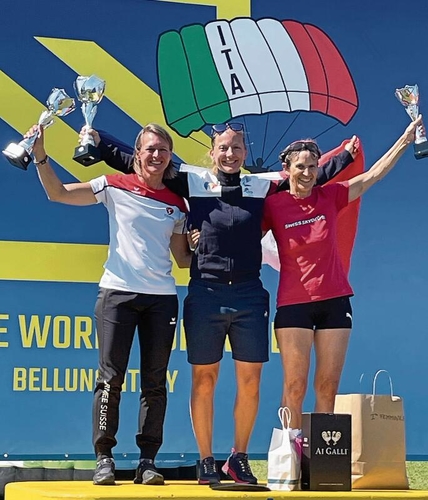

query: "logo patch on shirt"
(284, 214), (326, 229)
(204, 181), (219, 191)
(241, 178), (254, 196)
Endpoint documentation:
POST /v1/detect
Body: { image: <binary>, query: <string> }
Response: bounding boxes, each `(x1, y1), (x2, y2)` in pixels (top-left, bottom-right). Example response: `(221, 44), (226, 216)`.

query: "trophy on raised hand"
(2, 88), (75, 170)
(395, 84), (428, 160)
(73, 74), (106, 166)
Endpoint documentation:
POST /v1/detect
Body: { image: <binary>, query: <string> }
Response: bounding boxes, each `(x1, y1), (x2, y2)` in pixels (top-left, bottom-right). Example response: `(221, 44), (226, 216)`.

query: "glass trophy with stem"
(2, 88), (75, 170)
(73, 75), (106, 166)
(395, 84), (428, 160)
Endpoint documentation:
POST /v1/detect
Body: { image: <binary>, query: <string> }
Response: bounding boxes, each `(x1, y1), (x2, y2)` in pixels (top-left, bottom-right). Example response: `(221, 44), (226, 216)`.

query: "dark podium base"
(73, 143), (101, 166)
(2, 144), (31, 170)
(301, 412), (351, 491)
(414, 141), (428, 160)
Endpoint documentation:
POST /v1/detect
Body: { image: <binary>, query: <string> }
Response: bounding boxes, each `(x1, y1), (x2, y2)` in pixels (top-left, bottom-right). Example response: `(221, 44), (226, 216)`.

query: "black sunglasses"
(211, 122), (244, 136)
(279, 141), (322, 162)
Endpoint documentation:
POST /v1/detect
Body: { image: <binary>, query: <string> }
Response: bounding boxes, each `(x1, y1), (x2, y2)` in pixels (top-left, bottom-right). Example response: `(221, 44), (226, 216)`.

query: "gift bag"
(334, 370), (409, 489)
(267, 407), (301, 491)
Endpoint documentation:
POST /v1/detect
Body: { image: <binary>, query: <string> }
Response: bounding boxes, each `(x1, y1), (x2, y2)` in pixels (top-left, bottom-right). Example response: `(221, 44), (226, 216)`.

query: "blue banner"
(1, 0), (427, 463)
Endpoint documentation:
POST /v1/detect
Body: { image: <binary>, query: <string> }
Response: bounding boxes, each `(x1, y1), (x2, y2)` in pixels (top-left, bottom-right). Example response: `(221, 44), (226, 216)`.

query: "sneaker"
(222, 448), (257, 484)
(134, 458), (165, 485)
(198, 456), (221, 485)
(93, 457), (115, 485)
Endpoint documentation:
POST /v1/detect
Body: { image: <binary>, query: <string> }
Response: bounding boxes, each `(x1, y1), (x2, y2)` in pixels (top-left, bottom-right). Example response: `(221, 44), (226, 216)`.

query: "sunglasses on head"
(211, 122), (244, 136)
(279, 140), (321, 162)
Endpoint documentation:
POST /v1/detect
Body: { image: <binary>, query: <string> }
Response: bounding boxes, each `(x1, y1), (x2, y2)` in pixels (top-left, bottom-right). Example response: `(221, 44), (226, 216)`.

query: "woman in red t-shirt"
(262, 115), (422, 429)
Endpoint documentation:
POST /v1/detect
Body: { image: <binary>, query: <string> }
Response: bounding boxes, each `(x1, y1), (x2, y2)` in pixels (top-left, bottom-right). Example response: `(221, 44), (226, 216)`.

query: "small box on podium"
(301, 412), (351, 491)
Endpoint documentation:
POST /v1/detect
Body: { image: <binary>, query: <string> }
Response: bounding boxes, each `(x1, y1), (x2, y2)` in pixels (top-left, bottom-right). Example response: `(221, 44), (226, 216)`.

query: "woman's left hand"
(24, 124), (46, 161)
(187, 228), (200, 252)
(403, 114), (424, 144)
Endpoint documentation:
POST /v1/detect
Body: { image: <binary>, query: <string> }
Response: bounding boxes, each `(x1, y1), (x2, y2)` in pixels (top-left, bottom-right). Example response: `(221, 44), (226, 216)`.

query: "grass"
(250, 461), (428, 490)
(407, 462), (428, 490)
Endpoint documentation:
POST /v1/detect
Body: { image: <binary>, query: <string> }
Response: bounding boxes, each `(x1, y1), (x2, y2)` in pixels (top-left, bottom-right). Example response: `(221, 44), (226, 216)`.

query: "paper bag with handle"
(267, 407), (302, 491)
(334, 370), (408, 489)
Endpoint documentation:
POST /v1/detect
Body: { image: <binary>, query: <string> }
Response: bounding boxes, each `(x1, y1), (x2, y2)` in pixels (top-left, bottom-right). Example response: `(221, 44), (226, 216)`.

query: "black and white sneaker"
(93, 457), (115, 485)
(134, 458), (165, 485)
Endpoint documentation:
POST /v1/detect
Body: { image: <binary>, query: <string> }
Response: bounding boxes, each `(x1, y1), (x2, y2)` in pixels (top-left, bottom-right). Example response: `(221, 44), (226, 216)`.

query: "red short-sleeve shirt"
(262, 182), (354, 307)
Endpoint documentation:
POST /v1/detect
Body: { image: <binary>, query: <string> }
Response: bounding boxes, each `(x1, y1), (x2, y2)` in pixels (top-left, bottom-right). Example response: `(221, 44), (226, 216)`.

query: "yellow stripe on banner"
(35, 38), (211, 166)
(0, 71), (116, 182)
(0, 241), (106, 283)
(155, 0), (251, 18)
(0, 241), (190, 285)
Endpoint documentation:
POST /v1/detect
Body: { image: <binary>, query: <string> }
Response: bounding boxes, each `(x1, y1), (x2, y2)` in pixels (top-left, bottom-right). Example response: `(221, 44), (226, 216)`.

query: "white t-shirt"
(90, 173), (187, 295)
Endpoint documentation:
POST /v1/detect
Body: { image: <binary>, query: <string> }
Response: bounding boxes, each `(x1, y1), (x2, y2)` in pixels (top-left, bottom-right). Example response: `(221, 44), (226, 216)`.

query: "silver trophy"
(73, 74), (106, 166)
(2, 88), (75, 170)
(395, 84), (428, 160)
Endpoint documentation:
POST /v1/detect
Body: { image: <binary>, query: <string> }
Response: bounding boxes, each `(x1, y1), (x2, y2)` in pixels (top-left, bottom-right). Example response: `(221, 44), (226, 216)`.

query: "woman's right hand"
(344, 135), (359, 159)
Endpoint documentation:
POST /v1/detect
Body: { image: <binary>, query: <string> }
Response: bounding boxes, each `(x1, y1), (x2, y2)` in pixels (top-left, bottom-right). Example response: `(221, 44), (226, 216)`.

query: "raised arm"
(316, 135), (359, 186)
(79, 127), (134, 173)
(29, 125), (97, 206)
(348, 116), (422, 202)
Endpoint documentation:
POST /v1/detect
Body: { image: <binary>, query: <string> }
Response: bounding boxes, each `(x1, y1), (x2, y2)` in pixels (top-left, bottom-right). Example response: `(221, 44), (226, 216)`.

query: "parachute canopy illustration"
(157, 18), (358, 138)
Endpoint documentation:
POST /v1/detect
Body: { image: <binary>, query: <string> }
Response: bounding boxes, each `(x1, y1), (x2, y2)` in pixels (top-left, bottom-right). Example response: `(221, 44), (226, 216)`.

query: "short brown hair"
(279, 140), (321, 167)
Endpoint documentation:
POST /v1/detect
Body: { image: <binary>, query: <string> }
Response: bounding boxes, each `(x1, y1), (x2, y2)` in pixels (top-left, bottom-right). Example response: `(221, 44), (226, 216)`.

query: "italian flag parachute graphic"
(158, 17), (358, 137)
(159, 17), (362, 276)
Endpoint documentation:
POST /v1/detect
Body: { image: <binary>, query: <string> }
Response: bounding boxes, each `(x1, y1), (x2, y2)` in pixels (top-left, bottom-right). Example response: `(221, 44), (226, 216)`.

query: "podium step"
(5, 480), (428, 500)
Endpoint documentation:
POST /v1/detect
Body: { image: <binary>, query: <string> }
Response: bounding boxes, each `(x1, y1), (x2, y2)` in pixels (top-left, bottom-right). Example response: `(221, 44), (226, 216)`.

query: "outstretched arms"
(348, 116), (422, 202)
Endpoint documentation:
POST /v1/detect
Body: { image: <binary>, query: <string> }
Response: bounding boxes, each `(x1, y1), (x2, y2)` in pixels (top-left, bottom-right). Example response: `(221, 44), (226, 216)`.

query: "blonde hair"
(210, 129), (247, 176)
(133, 123), (176, 179)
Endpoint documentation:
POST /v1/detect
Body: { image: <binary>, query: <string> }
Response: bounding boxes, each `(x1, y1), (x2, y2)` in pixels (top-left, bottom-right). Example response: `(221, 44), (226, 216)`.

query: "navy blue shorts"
(274, 296), (353, 330)
(183, 279), (270, 365)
